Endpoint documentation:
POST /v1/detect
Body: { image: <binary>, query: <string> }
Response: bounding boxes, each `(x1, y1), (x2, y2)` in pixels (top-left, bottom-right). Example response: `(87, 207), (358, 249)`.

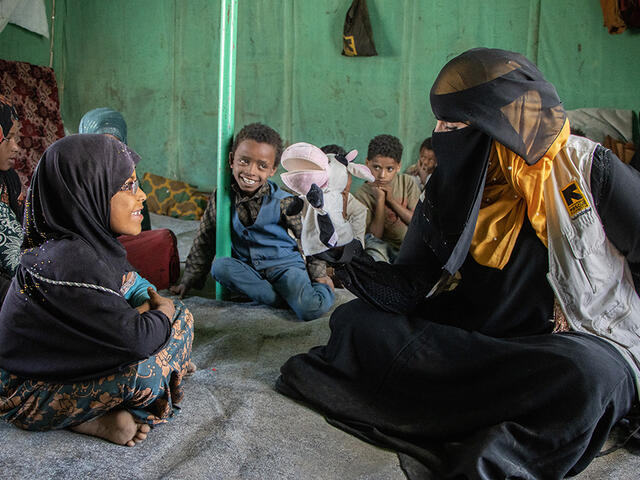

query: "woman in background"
(0, 95), (24, 303)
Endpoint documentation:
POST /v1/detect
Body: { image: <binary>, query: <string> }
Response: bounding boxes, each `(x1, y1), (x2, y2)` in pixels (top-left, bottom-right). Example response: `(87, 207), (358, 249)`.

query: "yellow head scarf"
(470, 119), (570, 269)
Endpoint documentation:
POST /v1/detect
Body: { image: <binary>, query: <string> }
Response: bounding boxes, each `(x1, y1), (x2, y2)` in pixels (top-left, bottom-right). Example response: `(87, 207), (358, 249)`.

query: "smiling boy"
(171, 123), (334, 321)
(354, 134), (421, 263)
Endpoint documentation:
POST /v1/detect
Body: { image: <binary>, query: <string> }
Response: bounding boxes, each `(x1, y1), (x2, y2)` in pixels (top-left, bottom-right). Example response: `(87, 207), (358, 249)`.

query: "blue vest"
(231, 181), (304, 271)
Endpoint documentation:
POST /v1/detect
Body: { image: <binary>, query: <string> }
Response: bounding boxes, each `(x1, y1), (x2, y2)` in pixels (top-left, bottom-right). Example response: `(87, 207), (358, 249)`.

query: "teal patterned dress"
(0, 275), (194, 430)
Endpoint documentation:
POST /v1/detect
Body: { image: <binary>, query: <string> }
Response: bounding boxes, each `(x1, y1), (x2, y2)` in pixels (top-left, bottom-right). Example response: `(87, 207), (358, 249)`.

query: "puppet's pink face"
(281, 169), (328, 195)
(280, 142), (329, 195)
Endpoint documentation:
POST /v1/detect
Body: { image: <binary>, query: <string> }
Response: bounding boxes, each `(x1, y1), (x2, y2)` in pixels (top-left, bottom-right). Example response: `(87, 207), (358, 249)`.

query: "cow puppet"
(280, 142), (374, 256)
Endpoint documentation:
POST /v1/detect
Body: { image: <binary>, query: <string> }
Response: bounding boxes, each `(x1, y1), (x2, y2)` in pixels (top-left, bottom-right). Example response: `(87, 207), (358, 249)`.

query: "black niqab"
(406, 48), (567, 280)
(399, 127), (492, 276)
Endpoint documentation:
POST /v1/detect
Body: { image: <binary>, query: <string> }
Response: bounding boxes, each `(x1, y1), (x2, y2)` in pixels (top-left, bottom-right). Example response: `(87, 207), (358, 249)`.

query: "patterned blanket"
(0, 59), (65, 190)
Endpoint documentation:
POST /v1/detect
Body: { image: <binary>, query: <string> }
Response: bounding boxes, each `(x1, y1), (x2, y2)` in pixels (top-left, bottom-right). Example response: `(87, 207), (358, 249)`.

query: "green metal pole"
(215, 0), (238, 299)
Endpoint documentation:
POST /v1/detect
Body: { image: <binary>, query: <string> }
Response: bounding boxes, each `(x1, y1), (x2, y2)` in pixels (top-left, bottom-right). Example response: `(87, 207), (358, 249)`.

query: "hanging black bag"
(342, 0), (378, 57)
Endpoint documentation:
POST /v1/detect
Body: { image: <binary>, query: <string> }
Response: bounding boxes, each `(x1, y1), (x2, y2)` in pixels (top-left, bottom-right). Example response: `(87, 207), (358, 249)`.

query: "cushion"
(118, 229), (180, 290)
(141, 172), (210, 220)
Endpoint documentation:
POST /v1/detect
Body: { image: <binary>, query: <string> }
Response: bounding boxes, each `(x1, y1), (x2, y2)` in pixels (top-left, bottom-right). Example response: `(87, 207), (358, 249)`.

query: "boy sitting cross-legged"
(170, 123), (334, 321)
(354, 134), (421, 263)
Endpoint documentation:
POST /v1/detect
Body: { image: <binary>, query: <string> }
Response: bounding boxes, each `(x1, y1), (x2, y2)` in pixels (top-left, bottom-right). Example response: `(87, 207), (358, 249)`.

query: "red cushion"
(118, 229), (179, 290)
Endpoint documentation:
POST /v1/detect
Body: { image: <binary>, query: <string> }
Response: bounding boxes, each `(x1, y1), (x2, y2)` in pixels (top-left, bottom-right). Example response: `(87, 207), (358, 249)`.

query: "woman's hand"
(147, 287), (175, 319)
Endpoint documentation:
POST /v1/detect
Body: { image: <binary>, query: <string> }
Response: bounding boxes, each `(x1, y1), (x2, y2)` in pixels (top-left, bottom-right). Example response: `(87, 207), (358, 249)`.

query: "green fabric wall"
(1, 0), (639, 191)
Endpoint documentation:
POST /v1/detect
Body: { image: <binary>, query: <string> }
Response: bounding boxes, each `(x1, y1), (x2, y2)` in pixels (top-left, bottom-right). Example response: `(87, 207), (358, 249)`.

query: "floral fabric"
(0, 60), (65, 191)
(0, 189), (22, 276)
(0, 301), (193, 431)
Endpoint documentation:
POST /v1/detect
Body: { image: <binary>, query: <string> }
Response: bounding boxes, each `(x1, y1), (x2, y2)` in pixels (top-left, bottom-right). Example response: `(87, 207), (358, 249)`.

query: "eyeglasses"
(119, 179), (140, 195)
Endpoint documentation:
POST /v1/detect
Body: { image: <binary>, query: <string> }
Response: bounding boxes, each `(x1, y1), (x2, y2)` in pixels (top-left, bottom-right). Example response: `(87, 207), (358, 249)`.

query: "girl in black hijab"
(277, 48), (640, 479)
(0, 134), (194, 447)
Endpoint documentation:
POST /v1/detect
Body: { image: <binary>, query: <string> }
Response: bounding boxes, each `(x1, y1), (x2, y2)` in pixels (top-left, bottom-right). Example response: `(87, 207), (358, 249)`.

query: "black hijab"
(0, 134), (171, 382)
(0, 96), (22, 221)
(398, 48), (565, 283)
(21, 134), (136, 277)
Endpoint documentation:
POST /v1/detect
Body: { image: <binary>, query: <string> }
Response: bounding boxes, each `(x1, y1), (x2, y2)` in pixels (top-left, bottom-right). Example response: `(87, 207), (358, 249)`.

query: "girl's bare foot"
(185, 361), (197, 377)
(71, 410), (151, 447)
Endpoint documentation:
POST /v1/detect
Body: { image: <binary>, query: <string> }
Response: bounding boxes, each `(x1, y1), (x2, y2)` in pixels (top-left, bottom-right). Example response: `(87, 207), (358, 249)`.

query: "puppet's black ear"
(285, 196), (304, 216)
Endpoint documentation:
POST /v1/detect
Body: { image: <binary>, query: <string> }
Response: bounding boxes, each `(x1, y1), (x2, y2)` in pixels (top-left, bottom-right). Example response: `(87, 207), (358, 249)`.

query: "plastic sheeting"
(567, 108), (636, 144)
(0, 0), (48, 38)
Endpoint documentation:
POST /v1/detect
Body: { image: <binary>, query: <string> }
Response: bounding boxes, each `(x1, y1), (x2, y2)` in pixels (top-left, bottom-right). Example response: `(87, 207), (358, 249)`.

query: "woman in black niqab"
(0, 134), (194, 447)
(277, 48), (640, 479)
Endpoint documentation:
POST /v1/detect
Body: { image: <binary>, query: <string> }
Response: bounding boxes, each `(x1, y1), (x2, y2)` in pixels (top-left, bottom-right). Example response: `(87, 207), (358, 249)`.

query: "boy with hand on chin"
(170, 123), (334, 321)
(405, 137), (437, 191)
(354, 134), (421, 263)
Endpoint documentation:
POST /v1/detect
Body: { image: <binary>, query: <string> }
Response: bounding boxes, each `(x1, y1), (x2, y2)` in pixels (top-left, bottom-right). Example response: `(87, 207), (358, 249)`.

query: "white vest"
(544, 135), (640, 388)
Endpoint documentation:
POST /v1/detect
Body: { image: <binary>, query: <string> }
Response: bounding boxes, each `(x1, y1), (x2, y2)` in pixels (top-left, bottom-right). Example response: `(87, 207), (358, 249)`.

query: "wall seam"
(170, 0), (180, 179)
(282, 0), (294, 144)
(398, 0), (416, 162)
(526, 0), (541, 64)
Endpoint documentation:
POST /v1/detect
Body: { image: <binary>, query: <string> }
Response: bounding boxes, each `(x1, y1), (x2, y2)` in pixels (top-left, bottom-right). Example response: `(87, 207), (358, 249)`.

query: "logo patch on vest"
(561, 181), (591, 218)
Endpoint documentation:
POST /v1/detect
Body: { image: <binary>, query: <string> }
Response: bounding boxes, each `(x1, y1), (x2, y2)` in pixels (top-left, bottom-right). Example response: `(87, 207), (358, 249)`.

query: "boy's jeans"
(211, 258), (334, 321)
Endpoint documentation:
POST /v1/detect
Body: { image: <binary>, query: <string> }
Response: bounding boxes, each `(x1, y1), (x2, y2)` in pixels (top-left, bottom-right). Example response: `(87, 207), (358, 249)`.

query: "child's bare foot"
(185, 361), (197, 377)
(71, 410), (150, 447)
